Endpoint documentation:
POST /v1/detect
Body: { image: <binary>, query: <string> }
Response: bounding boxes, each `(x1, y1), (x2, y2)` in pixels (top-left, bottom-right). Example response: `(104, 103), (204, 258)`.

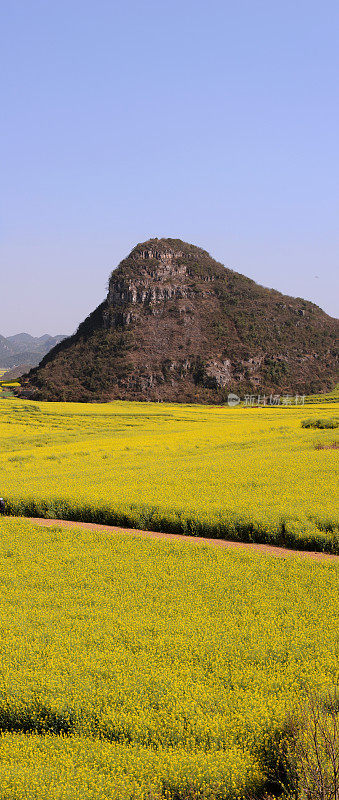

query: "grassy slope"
(0, 397), (338, 552)
(303, 386), (339, 403)
(0, 517), (337, 798)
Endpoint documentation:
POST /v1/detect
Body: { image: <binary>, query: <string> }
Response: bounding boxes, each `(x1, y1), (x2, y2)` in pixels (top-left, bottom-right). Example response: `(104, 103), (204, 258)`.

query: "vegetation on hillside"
(18, 239), (338, 402)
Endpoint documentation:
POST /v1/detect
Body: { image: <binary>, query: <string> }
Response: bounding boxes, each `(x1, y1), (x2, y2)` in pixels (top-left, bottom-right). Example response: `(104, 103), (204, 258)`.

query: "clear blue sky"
(1, 0), (338, 336)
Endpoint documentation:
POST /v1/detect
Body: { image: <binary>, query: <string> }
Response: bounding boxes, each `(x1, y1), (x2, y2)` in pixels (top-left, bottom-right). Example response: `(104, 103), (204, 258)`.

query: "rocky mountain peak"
(107, 239), (222, 313)
(18, 238), (338, 403)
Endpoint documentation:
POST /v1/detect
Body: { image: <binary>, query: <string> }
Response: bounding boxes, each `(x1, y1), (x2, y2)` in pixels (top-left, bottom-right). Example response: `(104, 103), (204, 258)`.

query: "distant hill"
(0, 333), (66, 370)
(0, 364), (32, 381)
(18, 238), (338, 402)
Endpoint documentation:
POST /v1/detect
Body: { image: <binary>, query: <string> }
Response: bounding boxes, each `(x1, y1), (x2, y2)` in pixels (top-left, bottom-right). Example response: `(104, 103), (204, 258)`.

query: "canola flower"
(0, 734), (261, 800)
(0, 517), (337, 797)
(0, 398), (338, 551)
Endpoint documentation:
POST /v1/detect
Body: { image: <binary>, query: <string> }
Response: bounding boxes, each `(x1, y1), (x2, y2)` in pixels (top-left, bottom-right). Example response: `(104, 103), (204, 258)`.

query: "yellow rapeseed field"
(0, 516), (337, 798)
(0, 397), (338, 551)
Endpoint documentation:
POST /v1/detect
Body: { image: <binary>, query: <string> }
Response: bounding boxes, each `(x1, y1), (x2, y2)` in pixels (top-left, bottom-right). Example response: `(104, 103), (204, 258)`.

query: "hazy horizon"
(2, 0), (338, 337)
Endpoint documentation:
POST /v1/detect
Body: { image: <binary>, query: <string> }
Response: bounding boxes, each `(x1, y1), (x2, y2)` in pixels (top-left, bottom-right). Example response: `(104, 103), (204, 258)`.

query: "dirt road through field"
(12, 517), (339, 563)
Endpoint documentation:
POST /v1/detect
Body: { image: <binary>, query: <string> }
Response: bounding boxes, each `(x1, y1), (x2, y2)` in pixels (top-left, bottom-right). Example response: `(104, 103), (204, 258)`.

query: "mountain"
(7, 333), (40, 347)
(18, 238), (338, 403)
(0, 334), (14, 362)
(0, 333), (66, 370)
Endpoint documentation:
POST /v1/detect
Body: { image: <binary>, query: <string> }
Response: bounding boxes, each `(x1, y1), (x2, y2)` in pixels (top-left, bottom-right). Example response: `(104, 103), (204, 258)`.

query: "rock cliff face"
(19, 238), (338, 402)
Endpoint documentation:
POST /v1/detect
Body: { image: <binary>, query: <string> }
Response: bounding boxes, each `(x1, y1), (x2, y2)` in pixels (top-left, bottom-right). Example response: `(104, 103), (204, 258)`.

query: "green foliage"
(301, 418), (338, 429)
(262, 356), (289, 383)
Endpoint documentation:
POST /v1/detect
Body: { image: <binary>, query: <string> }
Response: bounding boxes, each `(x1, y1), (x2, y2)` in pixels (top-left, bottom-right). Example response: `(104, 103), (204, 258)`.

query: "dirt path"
(15, 516), (339, 563)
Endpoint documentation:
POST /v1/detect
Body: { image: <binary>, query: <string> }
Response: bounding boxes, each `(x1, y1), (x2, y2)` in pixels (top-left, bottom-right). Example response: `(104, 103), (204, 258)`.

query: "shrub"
(287, 689), (339, 800)
(301, 418), (338, 429)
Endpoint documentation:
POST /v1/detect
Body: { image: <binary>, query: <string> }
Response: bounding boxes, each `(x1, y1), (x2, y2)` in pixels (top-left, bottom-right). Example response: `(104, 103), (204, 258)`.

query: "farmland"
(0, 372), (19, 399)
(0, 395), (338, 797)
(0, 516), (337, 798)
(0, 396), (338, 552)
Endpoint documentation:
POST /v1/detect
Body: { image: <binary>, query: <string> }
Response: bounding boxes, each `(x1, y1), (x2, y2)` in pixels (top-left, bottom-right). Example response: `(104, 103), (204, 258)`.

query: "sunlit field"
(0, 374), (19, 399)
(0, 396), (338, 552)
(0, 516), (337, 798)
